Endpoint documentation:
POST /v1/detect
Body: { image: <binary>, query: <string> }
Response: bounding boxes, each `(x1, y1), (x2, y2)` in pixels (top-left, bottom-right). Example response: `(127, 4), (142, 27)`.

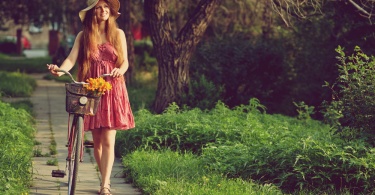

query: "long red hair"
(77, 0), (124, 81)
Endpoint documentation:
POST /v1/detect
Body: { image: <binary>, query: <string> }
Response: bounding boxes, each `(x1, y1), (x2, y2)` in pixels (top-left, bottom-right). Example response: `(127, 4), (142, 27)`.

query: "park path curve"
(28, 73), (141, 195)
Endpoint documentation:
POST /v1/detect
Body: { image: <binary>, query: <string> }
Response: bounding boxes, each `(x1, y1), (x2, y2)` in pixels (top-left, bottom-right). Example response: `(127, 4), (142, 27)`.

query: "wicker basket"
(65, 83), (101, 115)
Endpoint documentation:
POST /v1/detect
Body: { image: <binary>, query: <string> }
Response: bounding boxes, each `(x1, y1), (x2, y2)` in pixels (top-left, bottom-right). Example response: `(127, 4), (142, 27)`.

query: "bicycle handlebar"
(56, 69), (112, 84)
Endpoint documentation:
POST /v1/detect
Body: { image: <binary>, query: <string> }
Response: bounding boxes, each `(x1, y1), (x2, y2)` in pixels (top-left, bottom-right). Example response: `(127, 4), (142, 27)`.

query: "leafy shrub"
(117, 99), (375, 193)
(123, 149), (283, 195)
(190, 35), (293, 114)
(0, 41), (17, 54)
(181, 74), (224, 110)
(201, 138), (375, 193)
(0, 54), (51, 73)
(322, 46), (375, 144)
(134, 39), (153, 56)
(116, 99), (266, 156)
(0, 71), (37, 97)
(0, 101), (35, 194)
(9, 100), (34, 115)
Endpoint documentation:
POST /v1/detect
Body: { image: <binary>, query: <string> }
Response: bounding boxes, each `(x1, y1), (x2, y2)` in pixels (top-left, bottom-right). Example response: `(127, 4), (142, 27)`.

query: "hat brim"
(79, 0), (120, 22)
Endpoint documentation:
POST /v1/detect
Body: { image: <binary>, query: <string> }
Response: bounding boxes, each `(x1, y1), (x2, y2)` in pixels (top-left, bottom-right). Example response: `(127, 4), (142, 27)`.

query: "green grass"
(117, 100), (375, 194)
(46, 158), (58, 166)
(0, 101), (35, 194)
(0, 54), (51, 73)
(9, 100), (34, 115)
(0, 71), (37, 97)
(124, 149), (284, 195)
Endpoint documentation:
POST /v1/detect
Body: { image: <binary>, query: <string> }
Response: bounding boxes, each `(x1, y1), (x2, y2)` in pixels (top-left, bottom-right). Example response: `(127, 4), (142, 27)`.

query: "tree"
(0, 0), (43, 54)
(270, 0), (375, 26)
(144, 0), (222, 113)
(118, 0), (135, 84)
(0, 0), (76, 55)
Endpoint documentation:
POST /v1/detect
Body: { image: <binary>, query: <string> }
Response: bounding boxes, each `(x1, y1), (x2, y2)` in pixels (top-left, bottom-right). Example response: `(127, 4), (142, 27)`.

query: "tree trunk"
(16, 28), (22, 55)
(144, 0), (221, 113)
(48, 30), (60, 56)
(119, 0), (135, 85)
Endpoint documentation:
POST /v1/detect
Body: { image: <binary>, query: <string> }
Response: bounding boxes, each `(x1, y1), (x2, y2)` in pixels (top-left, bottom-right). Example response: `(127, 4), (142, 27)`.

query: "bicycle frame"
(50, 69), (111, 195)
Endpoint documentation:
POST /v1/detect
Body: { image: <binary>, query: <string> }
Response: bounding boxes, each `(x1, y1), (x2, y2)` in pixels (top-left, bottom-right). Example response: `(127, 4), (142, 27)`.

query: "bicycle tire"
(68, 115), (83, 195)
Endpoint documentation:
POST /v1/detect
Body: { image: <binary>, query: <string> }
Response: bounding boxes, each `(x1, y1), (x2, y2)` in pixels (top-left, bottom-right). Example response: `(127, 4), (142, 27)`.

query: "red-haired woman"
(47, 0), (135, 194)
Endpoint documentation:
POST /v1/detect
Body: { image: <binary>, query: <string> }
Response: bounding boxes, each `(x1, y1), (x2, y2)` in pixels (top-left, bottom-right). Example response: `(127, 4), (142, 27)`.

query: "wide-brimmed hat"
(79, 0), (120, 22)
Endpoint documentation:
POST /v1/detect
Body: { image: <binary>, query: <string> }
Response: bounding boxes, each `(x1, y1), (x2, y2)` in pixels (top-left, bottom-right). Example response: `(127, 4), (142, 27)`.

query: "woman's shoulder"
(116, 28), (125, 36)
(76, 31), (84, 39)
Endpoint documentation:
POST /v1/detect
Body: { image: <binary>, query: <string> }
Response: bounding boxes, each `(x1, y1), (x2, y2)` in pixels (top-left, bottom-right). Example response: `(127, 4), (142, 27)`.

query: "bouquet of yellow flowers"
(83, 77), (112, 96)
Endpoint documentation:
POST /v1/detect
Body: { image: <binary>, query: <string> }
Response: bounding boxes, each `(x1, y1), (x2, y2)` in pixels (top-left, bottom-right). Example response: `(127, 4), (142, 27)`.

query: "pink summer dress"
(83, 42), (135, 131)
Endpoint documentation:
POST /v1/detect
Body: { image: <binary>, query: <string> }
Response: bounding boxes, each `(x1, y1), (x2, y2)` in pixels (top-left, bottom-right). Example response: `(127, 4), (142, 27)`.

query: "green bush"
(0, 101), (35, 194)
(0, 41), (17, 54)
(0, 54), (51, 73)
(322, 46), (375, 144)
(190, 35), (293, 113)
(181, 74), (224, 110)
(0, 71), (37, 97)
(202, 138), (375, 193)
(123, 149), (284, 195)
(134, 39), (153, 56)
(117, 99), (375, 193)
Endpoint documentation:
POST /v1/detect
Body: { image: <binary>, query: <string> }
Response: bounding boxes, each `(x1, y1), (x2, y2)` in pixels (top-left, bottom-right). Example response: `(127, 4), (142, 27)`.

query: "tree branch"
(177, 0), (222, 45)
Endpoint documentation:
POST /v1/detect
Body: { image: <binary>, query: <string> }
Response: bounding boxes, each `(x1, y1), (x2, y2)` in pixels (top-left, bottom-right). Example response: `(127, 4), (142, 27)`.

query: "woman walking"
(47, 0), (135, 194)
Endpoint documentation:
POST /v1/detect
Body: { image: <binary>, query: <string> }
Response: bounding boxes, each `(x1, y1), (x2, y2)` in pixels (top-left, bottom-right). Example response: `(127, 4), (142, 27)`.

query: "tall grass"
(0, 54), (51, 73)
(117, 100), (375, 194)
(0, 71), (37, 97)
(123, 149), (284, 195)
(0, 101), (35, 194)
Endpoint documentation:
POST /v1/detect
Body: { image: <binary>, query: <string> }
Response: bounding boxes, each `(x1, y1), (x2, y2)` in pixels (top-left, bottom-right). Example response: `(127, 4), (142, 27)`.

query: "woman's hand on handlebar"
(110, 67), (125, 78)
(47, 64), (63, 76)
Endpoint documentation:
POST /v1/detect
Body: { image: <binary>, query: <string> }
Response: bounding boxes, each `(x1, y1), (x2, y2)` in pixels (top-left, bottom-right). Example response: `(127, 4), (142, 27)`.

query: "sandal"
(99, 187), (112, 195)
(98, 183), (111, 194)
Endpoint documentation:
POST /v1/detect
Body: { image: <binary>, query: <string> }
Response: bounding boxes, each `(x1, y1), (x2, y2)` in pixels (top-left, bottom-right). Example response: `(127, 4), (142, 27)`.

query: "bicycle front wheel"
(68, 115), (83, 195)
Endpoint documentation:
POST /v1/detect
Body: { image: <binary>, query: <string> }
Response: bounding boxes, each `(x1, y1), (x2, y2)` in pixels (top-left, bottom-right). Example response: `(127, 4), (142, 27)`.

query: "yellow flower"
(83, 77), (112, 96)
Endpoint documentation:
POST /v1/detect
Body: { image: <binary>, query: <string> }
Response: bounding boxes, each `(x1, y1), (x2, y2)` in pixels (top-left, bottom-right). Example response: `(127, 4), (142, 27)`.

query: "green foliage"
(9, 100), (34, 115)
(117, 99), (375, 193)
(322, 46), (375, 144)
(134, 40), (157, 72)
(134, 40), (153, 56)
(127, 64), (157, 111)
(0, 71), (37, 97)
(293, 101), (315, 120)
(190, 35), (293, 114)
(0, 54), (51, 73)
(0, 41), (18, 54)
(123, 149), (283, 195)
(0, 101), (35, 194)
(43, 74), (73, 83)
(202, 138), (375, 193)
(46, 158), (58, 166)
(116, 99), (267, 156)
(181, 75), (224, 110)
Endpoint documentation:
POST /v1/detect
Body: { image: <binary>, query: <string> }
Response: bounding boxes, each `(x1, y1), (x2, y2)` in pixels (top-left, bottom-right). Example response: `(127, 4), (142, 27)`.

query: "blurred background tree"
(144, 0), (222, 113)
(185, 0), (375, 118)
(1, 0), (375, 120)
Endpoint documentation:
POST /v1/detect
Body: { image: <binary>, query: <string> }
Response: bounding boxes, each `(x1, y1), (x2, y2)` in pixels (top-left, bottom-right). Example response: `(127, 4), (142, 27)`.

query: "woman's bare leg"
(92, 129), (103, 176)
(99, 130), (117, 190)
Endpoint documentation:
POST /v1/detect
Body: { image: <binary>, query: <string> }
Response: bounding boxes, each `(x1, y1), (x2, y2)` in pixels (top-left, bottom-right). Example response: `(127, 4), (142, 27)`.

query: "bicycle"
(51, 69), (111, 195)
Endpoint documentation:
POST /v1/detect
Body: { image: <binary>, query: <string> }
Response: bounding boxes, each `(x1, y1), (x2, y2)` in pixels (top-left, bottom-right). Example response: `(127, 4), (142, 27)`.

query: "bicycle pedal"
(84, 141), (94, 148)
(51, 170), (66, 178)
(84, 144), (94, 148)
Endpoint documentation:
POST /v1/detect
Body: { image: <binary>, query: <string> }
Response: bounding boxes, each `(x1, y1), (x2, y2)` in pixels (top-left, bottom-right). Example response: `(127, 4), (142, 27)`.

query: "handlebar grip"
(100, 73), (112, 77)
(56, 68), (69, 75)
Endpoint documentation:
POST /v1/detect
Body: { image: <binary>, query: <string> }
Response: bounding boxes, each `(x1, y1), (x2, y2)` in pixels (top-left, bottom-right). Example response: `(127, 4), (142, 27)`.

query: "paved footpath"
(28, 74), (142, 195)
